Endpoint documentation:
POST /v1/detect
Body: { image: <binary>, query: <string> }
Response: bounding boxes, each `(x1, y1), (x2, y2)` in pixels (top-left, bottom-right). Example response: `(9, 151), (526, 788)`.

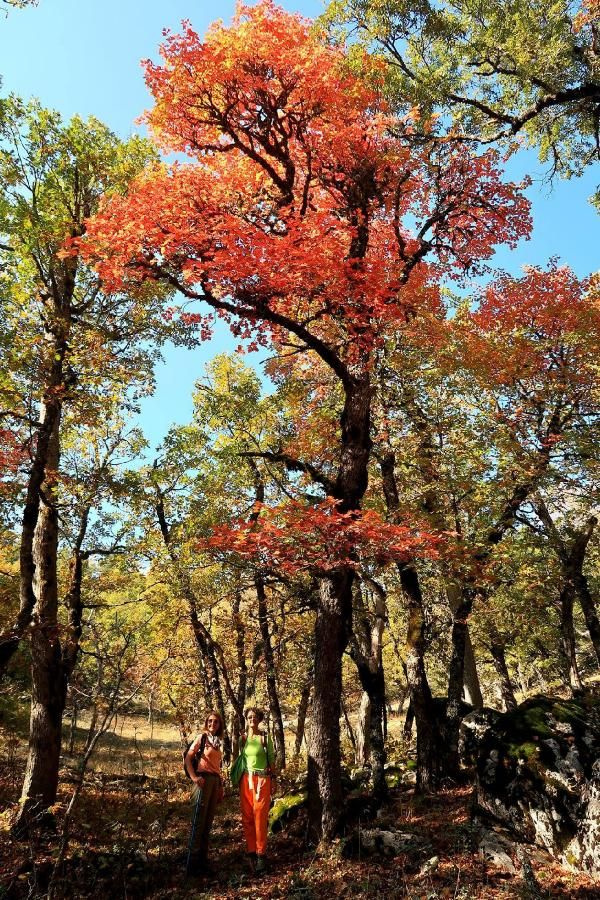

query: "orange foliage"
(82, 1), (531, 361)
(466, 263), (599, 395)
(201, 498), (437, 576)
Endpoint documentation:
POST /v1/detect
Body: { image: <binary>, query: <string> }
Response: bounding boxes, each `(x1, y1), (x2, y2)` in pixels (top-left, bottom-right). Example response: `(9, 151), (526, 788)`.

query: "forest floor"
(0, 710), (598, 899)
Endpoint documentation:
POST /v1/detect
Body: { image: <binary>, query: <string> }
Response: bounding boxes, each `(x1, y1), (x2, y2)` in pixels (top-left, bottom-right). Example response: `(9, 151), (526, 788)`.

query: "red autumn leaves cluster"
(0, 429), (25, 494)
(202, 499), (437, 576)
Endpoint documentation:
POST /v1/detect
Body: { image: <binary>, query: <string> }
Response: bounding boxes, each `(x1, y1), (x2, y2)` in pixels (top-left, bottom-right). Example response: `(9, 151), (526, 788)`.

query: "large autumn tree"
(83, 0), (530, 839)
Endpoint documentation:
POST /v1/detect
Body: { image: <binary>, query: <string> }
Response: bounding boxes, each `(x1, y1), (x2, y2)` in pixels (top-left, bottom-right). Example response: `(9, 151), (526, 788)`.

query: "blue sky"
(1, 0), (599, 449)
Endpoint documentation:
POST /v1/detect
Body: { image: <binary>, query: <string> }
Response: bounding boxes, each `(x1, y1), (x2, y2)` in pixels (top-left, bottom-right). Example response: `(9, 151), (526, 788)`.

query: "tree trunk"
(341, 695), (357, 755)
(307, 573), (353, 842)
(15, 411), (63, 830)
(0, 404), (61, 673)
(462, 631), (483, 707)
(379, 451), (440, 790)
(295, 669), (312, 756)
(447, 583), (482, 707)
(488, 629), (517, 711)
(154, 489), (231, 758)
(232, 590), (247, 756)
(256, 574), (286, 768)
(574, 572), (600, 667)
(558, 581), (584, 694)
(356, 692), (371, 765)
(400, 564), (440, 791)
(444, 593), (473, 778)
(350, 579), (388, 801)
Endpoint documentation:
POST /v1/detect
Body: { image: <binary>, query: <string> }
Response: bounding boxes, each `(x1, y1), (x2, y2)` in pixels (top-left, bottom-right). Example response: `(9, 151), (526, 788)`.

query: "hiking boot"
(246, 852), (256, 872)
(255, 855), (266, 874)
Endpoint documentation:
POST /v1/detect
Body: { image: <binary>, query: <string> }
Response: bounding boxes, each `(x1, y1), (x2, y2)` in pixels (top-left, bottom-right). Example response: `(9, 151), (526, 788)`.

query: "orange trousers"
(239, 772), (271, 855)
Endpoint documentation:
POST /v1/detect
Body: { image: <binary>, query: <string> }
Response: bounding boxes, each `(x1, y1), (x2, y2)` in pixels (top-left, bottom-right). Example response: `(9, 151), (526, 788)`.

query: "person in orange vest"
(238, 707), (277, 873)
(184, 710), (224, 876)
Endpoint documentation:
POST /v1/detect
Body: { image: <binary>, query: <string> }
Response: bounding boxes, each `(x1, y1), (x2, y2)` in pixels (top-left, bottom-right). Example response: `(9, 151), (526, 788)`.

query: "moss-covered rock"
(474, 693), (600, 878)
(268, 791), (307, 834)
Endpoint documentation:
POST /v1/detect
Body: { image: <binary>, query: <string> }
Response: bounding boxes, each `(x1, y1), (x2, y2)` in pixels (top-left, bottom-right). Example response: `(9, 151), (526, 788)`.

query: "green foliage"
(323, 0), (600, 194)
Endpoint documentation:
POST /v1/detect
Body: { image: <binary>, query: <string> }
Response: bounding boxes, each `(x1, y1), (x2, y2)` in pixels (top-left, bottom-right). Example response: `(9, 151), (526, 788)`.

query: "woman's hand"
(194, 775), (205, 788)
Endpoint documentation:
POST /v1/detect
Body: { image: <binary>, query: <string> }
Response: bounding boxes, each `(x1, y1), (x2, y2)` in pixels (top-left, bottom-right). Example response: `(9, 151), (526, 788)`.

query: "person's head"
(204, 710), (224, 737)
(244, 707), (264, 731)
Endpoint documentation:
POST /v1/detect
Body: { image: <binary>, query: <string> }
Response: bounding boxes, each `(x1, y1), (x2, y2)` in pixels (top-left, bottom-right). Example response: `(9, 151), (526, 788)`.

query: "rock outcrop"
(474, 694), (600, 877)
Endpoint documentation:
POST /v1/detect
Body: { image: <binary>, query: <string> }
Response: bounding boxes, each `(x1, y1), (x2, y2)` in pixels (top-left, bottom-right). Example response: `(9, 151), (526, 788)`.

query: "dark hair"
(204, 709), (224, 737)
(244, 706), (264, 723)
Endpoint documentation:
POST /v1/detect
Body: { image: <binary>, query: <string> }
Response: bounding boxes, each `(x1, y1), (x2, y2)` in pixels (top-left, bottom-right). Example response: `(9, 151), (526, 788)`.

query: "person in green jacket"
(238, 707), (276, 873)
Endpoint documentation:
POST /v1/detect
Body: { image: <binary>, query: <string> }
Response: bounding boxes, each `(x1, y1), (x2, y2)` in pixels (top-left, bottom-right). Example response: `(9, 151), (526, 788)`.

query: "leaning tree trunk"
(256, 574), (286, 768)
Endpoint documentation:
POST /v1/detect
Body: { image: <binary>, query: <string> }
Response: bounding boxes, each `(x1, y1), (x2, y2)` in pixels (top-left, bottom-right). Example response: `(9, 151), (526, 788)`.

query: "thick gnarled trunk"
(307, 573), (353, 841)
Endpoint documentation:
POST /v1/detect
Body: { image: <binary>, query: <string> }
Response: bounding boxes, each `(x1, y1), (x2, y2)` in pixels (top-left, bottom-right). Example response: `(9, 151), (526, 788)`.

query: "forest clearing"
(1, 0), (600, 897)
(2, 707), (599, 898)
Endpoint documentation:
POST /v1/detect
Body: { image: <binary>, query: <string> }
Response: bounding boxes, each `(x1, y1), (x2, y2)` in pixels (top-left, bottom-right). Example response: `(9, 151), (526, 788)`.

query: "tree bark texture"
(489, 636), (518, 712)
(295, 668), (312, 756)
(379, 451), (440, 790)
(444, 592), (474, 778)
(308, 573), (353, 842)
(17, 410), (63, 825)
(256, 574), (286, 768)
(558, 581), (584, 694)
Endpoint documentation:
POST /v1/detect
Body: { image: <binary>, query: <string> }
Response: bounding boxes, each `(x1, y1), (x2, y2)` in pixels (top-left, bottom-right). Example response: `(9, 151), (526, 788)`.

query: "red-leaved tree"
(83, 0), (531, 838)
